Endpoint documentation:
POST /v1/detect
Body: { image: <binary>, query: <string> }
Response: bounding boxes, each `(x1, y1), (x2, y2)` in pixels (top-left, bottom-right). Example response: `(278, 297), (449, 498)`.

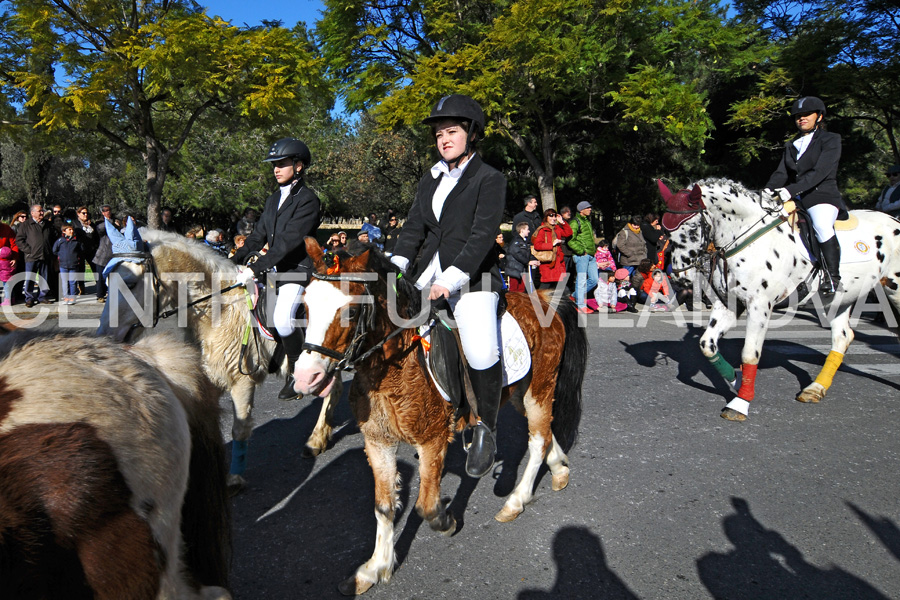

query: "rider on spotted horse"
(232, 137), (321, 400)
(764, 96), (849, 299)
(390, 94), (507, 478)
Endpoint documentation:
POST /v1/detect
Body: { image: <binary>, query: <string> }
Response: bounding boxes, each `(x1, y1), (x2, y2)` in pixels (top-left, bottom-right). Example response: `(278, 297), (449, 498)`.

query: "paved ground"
(7, 301), (900, 599)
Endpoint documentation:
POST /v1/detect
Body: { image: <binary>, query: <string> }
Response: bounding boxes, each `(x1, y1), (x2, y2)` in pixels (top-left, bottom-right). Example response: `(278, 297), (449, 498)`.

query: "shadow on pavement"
(697, 497), (891, 600)
(517, 526), (639, 600)
(847, 501), (900, 564)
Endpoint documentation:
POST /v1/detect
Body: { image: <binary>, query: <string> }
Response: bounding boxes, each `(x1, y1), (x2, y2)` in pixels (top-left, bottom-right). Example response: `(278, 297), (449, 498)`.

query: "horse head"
(97, 218), (158, 342)
(658, 180), (708, 287)
(97, 223), (240, 343)
(294, 237), (374, 397)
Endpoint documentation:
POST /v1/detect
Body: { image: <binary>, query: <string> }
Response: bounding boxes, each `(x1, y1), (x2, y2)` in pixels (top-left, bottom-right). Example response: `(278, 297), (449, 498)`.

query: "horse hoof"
(720, 408), (747, 422)
(200, 586), (232, 600)
(440, 514), (457, 537)
(338, 575), (374, 596)
(302, 443), (324, 458)
(552, 470), (569, 491)
(227, 474), (247, 496)
(796, 390), (823, 403)
(495, 505), (522, 522)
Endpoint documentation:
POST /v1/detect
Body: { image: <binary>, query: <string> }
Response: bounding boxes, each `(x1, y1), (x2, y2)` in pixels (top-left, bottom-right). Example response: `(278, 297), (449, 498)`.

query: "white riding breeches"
(449, 290), (500, 370)
(273, 283), (305, 338)
(807, 204), (839, 243)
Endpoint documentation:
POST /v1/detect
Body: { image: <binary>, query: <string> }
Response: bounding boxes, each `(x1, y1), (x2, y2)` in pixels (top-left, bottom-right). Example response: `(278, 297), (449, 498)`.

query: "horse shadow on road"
(847, 502), (900, 564)
(517, 526), (639, 600)
(620, 324), (900, 400)
(697, 497), (891, 600)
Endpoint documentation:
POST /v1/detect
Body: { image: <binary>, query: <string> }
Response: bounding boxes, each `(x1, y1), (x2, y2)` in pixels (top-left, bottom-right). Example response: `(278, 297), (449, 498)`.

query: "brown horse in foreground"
(294, 239), (587, 595)
(0, 330), (231, 599)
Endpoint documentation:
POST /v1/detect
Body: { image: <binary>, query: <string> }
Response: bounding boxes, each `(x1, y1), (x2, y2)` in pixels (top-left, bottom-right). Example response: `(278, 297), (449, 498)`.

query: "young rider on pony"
(390, 94), (507, 478)
(764, 96), (848, 298)
(232, 138), (321, 399)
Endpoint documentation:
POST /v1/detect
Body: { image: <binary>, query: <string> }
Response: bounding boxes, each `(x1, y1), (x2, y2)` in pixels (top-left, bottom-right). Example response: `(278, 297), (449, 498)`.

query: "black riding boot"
(278, 328), (305, 401)
(819, 237), (843, 298)
(466, 361), (503, 478)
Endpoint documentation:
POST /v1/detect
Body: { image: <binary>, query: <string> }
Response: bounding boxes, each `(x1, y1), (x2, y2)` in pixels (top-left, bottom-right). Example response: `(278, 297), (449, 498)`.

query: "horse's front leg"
(227, 377), (256, 491)
(339, 436), (400, 596)
(797, 308), (853, 403)
(721, 299), (772, 421)
(303, 375), (342, 458)
(699, 300), (740, 389)
(414, 437), (456, 534)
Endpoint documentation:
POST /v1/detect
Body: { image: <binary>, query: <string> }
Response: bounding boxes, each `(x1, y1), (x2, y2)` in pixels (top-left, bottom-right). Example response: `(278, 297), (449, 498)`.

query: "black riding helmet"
(791, 96), (826, 117)
(423, 95), (485, 167)
(263, 137), (312, 166)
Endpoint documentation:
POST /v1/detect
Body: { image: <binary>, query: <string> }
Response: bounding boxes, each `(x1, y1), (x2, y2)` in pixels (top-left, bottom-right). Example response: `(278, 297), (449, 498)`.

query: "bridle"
(302, 270), (430, 374)
(665, 191), (789, 297)
(110, 249), (262, 374)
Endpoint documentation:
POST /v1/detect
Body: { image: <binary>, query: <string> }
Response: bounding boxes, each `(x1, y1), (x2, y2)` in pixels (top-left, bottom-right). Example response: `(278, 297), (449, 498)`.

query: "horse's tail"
(180, 381), (232, 589)
(551, 297), (587, 452)
(131, 334), (232, 589)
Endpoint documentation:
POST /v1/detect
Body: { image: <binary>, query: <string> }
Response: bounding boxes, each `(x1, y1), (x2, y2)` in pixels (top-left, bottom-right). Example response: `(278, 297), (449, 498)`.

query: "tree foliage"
(318, 0), (768, 216)
(1, 1), (330, 226)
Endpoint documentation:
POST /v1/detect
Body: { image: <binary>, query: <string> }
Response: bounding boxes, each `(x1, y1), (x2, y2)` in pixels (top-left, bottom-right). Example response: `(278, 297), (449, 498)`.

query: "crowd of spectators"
(496, 194), (687, 314)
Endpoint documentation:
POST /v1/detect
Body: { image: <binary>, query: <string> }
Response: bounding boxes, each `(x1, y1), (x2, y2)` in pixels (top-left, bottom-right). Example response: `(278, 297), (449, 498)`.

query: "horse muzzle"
(294, 361), (335, 397)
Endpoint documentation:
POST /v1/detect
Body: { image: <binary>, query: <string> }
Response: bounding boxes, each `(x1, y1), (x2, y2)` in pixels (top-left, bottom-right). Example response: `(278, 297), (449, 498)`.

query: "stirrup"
(465, 422), (496, 478)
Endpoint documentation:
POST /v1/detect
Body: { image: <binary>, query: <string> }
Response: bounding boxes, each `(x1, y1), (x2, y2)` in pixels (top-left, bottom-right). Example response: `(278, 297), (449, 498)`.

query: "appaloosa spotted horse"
(660, 178), (900, 420)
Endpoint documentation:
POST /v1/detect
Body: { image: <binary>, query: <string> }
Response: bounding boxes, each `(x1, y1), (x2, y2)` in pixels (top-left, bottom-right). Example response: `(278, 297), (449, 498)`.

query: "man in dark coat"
(15, 205), (54, 306)
(512, 194), (541, 235)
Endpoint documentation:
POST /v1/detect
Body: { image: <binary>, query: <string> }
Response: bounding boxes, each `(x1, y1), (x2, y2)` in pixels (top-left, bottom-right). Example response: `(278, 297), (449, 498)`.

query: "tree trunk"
(499, 117), (557, 212)
(144, 143), (168, 229)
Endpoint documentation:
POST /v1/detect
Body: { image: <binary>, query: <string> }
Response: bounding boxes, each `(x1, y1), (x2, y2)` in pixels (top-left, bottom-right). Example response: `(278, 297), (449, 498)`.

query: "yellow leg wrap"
(813, 350), (844, 390)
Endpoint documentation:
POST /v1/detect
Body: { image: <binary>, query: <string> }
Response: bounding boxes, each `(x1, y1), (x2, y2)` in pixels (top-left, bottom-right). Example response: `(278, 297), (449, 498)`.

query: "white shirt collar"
(430, 153), (476, 180)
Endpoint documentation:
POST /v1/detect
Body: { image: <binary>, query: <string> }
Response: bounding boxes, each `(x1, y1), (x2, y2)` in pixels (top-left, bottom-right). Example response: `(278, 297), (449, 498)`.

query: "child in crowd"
(505, 221), (539, 292)
(614, 267), (638, 313)
(594, 239), (616, 273)
(0, 246), (14, 306)
(52, 223), (82, 305)
(229, 235), (246, 258)
(642, 268), (675, 311)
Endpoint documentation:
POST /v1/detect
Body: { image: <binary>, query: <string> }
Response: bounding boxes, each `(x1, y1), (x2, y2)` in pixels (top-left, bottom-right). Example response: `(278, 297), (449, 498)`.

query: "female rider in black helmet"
(232, 137), (321, 399)
(390, 94), (507, 478)
(764, 96), (848, 297)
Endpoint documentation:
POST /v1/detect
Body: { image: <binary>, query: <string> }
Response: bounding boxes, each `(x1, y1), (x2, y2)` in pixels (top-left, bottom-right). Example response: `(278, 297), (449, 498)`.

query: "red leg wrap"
(736, 363), (758, 401)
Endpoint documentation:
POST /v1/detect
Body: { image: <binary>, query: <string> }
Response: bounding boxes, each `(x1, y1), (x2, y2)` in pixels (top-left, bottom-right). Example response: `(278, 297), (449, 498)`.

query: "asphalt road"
(221, 307), (900, 600)
(9, 302), (899, 599)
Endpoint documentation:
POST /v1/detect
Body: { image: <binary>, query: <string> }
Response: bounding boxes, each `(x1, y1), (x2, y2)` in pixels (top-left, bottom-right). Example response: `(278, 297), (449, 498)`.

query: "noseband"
(302, 271), (429, 374)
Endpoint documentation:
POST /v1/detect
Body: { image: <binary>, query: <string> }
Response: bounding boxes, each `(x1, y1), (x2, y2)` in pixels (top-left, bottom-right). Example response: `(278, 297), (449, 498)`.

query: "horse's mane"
(140, 228), (239, 279)
(339, 241), (423, 317)
(696, 178), (779, 210)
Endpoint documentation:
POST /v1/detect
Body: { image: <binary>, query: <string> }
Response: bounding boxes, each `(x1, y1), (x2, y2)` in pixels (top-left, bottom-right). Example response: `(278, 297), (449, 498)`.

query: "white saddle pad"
(836, 229), (877, 265)
(422, 311), (532, 402)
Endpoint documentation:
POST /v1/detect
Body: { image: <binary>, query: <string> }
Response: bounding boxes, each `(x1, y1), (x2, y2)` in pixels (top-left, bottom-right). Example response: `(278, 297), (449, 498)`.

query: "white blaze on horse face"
(295, 280), (353, 393)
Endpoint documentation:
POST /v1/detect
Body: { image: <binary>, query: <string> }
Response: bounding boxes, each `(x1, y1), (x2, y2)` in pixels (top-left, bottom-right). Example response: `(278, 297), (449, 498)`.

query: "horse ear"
(341, 249), (371, 272)
(689, 184), (703, 205)
(305, 237), (326, 273)
(657, 179), (674, 205)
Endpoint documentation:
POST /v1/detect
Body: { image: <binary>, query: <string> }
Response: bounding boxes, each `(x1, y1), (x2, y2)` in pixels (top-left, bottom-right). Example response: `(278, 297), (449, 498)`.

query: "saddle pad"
(421, 311), (532, 403)
(836, 229), (877, 264)
(783, 201), (859, 232)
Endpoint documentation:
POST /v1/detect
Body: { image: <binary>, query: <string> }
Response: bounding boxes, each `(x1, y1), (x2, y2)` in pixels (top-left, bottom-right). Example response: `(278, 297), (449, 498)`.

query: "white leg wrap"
(725, 397), (750, 415)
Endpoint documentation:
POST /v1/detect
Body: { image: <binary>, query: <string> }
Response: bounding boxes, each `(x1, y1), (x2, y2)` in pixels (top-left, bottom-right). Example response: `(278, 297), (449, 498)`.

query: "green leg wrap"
(708, 352), (736, 382)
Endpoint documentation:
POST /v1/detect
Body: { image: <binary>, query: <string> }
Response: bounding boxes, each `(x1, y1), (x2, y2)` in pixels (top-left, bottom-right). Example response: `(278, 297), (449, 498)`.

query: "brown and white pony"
(294, 239), (587, 595)
(96, 227), (341, 490)
(0, 330), (231, 599)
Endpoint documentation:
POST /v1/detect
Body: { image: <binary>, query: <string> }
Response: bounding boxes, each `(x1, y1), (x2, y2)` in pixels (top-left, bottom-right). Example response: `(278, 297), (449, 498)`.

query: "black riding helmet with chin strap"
(791, 96), (826, 117)
(263, 137), (312, 182)
(423, 94), (485, 168)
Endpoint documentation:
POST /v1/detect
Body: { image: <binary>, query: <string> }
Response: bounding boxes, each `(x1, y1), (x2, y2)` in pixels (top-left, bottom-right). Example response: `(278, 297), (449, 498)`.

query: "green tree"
(318, 0), (765, 211)
(3, 1), (329, 226)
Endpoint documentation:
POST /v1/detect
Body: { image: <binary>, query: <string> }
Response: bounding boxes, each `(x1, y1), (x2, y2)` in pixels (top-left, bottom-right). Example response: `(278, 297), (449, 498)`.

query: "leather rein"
(301, 271), (427, 375)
